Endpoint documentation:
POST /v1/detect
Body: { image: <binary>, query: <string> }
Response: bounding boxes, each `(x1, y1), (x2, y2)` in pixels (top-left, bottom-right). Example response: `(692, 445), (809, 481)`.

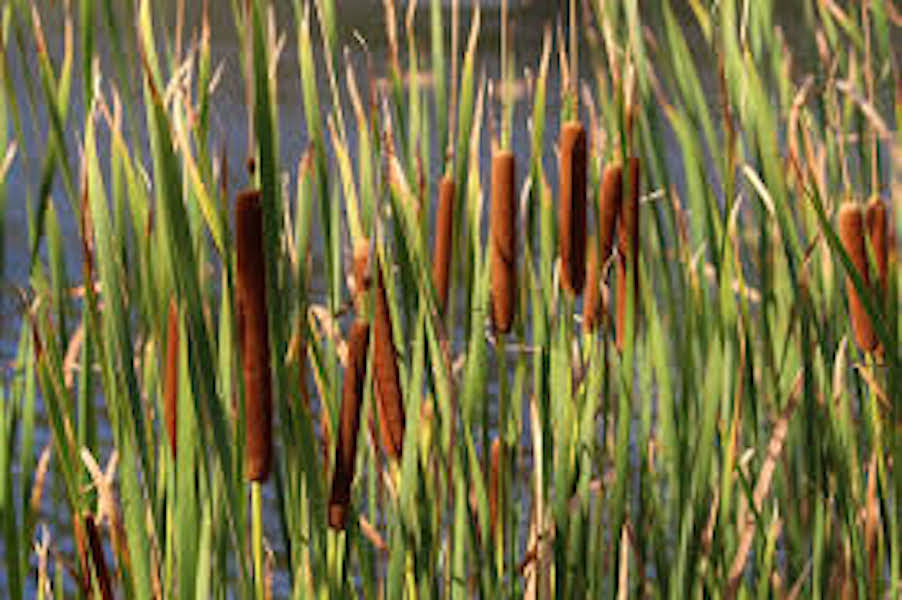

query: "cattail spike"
(164, 297), (179, 458)
(838, 202), (878, 352)
(373, 259), (405, 459)
(598, 163), (622, 264)
(432, 176), (455, 314)
(491, 150), (517, 333)
(616, 158), (640, 351)
(329, 319), (370, 530)
(84, 513), (113, 600)
(236, 189), (273, 482)
(559, 121), (588, 295)
(489, 438), (502, 539)
(865, 197), (888, 296)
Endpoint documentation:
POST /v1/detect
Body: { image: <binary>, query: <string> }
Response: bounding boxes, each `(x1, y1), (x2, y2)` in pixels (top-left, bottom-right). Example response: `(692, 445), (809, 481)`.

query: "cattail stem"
(491, 150), (516, 333)
(164, 297), (178, 458)
(329, 319), (370, 530)
(373, 258), (405, 459)
(839, 202), (878, 352)
(616, 158), (640, 351)
(252, 482), (265, 600)
(236, 189), (272, 482)
(84, 512), (113, 600)
(559, 121), (588, 296)
(433, 176), (455, 314)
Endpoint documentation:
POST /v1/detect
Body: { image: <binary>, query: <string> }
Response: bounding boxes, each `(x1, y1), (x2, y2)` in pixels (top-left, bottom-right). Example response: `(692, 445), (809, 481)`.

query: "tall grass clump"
(0, 0), (899, 597)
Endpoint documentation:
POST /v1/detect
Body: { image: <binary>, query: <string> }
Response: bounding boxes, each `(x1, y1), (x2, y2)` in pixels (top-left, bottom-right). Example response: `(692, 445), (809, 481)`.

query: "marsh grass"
(0, 0), (899, 598)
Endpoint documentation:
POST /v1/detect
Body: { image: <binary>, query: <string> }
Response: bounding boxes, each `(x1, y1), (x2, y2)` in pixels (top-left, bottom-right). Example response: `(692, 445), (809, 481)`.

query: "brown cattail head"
(489, 438), (501, 538)
(328, 319), (370, 530)
(373, 259), (405, 460)
(491, 150), (517, 333)
(616, 158), (640, 351)
(163, 297), (179, 458)
(598, 163), (623, 264)
(838, 202), (878, 352)
(84, 512), (113, 600)
(236, 189), (273, 482)
(559, 121), (588, 296)
(583, 237), (601, 333)
(432, 176), (455, 314)
(865, 197), (889, 296)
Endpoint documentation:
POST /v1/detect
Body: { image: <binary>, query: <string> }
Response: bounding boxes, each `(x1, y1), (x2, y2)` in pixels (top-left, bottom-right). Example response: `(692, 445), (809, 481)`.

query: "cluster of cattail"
(236, 189), (272, 482)
(432, 175), (455, 314)
(582, 157), (640, 348)
(838, 199), (891, 354)
(163, 297), (179, 458)
(559, 121), (588, 296)
(328, 318), (370, 529)
(491, 150), (517, 333)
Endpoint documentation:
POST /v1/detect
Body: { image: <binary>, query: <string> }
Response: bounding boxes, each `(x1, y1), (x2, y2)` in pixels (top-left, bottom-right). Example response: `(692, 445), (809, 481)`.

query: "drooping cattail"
(84, 512), (113, 600)
(163, 297), (179, 458)
(432, 176), (455, 314)
(489, 437), (501, 538)
(236, 189), (273, 482)
(598, 163), (622, 264)
(491, 150), (517, 333)
(559, 121), (588, 296)
(616, 158), (640, 351)
(583, 237), (601, 333)
(865, 197), (888, 296)
(328, 319), (370, 530)
(838, 202), (878, 352)
(373, 259), (405, 459)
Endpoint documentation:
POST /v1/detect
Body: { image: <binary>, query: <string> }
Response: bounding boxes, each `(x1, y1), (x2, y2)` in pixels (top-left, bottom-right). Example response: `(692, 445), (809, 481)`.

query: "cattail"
(352, 239), (371, 303)
(490, 150), (517, 333)
(432, 176), (455, 314)
(489, 438), (501, 538)
(598, 163), (622, 264)
(559, 121), (588, 295)
(865, 197), (888, 296)
(84, 512), (113, 600)
(163, 297), (179, 458)
(236, 189), (272, 482)
(838, 202), (878, 352)
(616, 158), (640, 351)
(583, 237), (601, 333)
(329, 319), (370, 530)
(373, 259), (405, 459)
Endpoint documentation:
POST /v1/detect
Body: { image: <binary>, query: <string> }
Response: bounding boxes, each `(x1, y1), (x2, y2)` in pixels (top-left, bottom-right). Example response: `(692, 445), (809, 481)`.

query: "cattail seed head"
(490, 150), (517, 333)
(616, 158), (640, 351)
(489, 438), (501, 538)
(329, 319), (370, 530)
(373, 259), (405, 460)
(865, 197), (889, 296)
(163, 297), (179, 458)
(598, 163), (622, 264)
(236, 189), (273, 482)
(432, 176), (455, 314)
(583, 237), (601, 333)
(838, 202), (878, 352)
(559, 121), (588, 296)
